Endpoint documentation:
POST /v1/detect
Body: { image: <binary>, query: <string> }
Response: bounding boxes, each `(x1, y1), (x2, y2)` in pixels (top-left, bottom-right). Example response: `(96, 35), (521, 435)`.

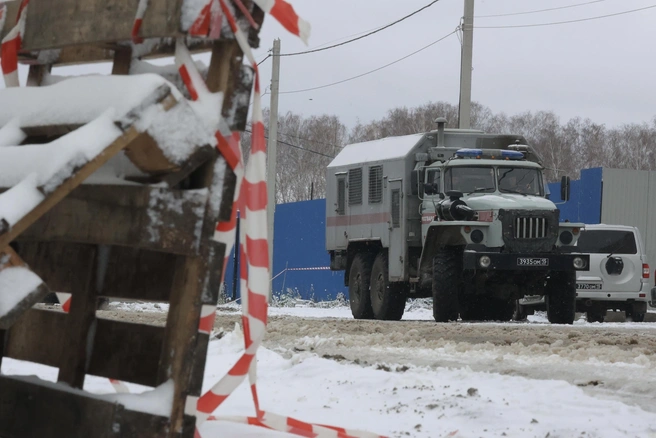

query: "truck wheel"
(370, 252), (406, 321)
(628, 311), (646, 322)
(545, 271), (576, 324)
(348, 254), (374, 319)
(432, 246), (462, 322)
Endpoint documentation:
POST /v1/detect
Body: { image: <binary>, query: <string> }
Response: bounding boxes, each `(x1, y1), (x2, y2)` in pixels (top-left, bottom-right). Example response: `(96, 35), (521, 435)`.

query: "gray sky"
(32, 0), (656, 129)
(248, 0), (656, 129)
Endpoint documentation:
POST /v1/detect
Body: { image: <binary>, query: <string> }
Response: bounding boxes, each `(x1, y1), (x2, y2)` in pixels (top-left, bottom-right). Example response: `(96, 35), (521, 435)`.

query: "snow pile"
(0, 118), (26, 146)
(0, 110), (122, 191)
(0, 266), (42, 318)
(0, 173), (44, 227)
(0, 74), (182, 128)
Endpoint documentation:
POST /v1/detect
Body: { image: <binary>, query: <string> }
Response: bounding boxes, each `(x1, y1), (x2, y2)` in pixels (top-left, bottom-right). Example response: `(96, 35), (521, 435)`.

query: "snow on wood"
(0, 173), (44, 227)
(0, 111), (122, 191)
(102, 379), (175, 417)
(0, 118), (26, 147)
(0, 266), (42, 318)
(327, 133), (424, 168)
(0, 74), (182, 129)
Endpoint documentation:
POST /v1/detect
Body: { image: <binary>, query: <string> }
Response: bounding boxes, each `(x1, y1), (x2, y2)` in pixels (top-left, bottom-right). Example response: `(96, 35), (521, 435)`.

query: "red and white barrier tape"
(131, 0), (149, 44)
(0, 3), (7, 36)
(0, 0), (28, 87)
(55, 292), (72, 314)
(251, 0), (309, 44)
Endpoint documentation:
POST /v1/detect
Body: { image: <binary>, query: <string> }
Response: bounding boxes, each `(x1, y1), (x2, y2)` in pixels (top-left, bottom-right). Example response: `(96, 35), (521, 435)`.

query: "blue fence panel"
(223, 199), (347, 302)
(547, 167), (602, 223)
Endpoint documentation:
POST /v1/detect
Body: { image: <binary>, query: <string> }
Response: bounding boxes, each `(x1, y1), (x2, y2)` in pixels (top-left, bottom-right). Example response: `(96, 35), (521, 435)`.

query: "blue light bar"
(501, 150), (524, 160)
(455, 148), (525, 160)
(455, 148), (483, 158)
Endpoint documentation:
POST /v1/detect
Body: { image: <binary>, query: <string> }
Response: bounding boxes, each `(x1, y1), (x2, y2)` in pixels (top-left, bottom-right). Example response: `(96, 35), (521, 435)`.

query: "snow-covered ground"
(3, 301), (656, 437)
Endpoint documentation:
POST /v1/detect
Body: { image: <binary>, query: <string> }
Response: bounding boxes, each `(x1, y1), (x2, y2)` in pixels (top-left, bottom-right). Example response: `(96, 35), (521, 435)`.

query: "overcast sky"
(39, 0), (656, 129)
(244, 0), (656, 129)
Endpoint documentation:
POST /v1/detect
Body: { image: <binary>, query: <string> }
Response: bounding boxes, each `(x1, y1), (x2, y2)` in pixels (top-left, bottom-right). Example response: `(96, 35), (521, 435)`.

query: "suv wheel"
(545, 271), (576, 324)
(370, 252), (406, 321)
(349, 254), (374, 319)
(432, 246), (463, 322)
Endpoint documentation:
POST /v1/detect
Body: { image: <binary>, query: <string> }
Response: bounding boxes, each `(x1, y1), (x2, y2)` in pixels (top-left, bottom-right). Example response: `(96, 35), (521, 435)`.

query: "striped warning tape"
(251, 0), (309, 44)
(131, 0), (149, 44)
(0, 0), (28, 87)
(55, 292), (72, 314)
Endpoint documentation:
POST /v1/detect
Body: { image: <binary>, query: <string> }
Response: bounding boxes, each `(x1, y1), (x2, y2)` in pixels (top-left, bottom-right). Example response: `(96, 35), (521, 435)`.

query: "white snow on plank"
(102, 379), (174, 417)
(328, 134), (424, 168)
(0, 74), (182, 128)
(0, 110), (122, 191)
(0, 173), (44, 227)
(0, 118), (26, 147)
(0, 266), (42, 318)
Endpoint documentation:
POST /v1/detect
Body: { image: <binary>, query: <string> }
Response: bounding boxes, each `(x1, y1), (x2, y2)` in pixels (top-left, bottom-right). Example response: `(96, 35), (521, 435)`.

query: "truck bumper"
(463, 250), (589, 272)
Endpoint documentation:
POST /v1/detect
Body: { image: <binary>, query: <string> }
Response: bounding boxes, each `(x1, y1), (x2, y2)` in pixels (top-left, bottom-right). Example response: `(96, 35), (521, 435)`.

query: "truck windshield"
(497, 167), (542, 196)
(444, 167), (495, 194)
(576, 230), (637, 254)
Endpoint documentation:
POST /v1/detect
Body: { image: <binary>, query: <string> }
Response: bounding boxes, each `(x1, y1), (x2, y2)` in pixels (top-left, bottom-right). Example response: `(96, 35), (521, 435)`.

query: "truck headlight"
(573, 257), (586, 269)
(479, 256), (491, 268)
(559, 231), (573, 245)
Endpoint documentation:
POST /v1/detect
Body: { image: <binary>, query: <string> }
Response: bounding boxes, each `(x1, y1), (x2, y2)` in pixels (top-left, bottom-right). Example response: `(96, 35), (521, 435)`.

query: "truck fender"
(418, 224), (466, 284)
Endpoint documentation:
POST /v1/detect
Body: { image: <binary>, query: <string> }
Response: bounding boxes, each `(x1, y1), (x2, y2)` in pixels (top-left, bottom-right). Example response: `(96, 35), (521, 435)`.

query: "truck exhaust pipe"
(434, 117), (447, 147)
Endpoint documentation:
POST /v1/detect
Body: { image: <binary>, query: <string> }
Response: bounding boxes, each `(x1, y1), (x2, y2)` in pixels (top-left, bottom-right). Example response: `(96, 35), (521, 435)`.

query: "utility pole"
(267, 39), (281, 297)
(458, 0), (475, 129)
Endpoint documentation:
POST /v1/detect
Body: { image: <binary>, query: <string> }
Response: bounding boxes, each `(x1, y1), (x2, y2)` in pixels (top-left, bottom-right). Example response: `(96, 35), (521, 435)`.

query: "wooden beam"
(0, 126), (143, 252)
(5, 309), (167, 388)
(17, 185), (209, 256)
(111, 47), (133, 75)
(56, 245), (98, 388)
(18, 242), (179, 302)
(0, 246), (51, 330)
(0, 375), (196, 438)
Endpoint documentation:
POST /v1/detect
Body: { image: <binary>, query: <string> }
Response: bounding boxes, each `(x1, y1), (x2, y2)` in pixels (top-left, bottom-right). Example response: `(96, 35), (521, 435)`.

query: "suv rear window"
(576, 230), (637, 254)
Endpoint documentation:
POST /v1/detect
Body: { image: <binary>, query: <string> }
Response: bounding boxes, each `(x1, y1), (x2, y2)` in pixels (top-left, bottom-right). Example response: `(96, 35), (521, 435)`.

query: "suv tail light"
(643, 264), (650, 279)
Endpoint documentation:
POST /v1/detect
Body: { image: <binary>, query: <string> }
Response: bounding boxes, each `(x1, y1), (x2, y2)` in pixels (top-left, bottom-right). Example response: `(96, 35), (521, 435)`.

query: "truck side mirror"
(560, 176), (571, 201)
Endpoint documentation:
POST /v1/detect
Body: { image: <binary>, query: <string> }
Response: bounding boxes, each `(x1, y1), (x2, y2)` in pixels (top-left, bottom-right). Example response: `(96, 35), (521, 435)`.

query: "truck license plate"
(517, 257), (549, 267)
(577, 283), (602, 290)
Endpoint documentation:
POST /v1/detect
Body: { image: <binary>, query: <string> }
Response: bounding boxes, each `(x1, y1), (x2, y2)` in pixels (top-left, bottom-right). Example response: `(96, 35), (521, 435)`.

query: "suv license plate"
(577, 283), (602, 290)
(517, 257), (549, 267)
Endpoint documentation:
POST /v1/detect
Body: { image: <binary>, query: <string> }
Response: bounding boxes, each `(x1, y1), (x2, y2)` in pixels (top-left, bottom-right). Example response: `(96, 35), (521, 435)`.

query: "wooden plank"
(158, 255), (206, 437)
(22, 0), (185, 51)
(0, 375), (195, 438)
(17, 185), (209, 256)
(57, 245), (98, 388)
(26, 64), (52, 87)
(0, 126), (143, 252)
(111, 47), (133, 75)
(161, 145), (216, 188)
(5, 309), (166, 387)
(18, 242), (179, 302)
(124, 132), (182, 175)
(0, 247), (51, 330)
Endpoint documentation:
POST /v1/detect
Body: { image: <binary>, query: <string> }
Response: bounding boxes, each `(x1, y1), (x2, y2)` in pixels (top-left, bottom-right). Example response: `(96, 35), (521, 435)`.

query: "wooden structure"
(0, 1), (264, 436)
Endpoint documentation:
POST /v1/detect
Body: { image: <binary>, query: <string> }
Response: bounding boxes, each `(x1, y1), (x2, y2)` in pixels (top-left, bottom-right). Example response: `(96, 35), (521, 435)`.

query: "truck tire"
(370, 252), (406, 321)
(545, 271), (576, 324)
(348, 254), (374, 319)
(432, 246), (462, 322)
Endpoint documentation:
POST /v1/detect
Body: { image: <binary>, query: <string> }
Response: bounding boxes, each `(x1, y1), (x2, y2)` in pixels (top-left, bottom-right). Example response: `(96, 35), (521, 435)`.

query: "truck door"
(388, 179), (404, 280)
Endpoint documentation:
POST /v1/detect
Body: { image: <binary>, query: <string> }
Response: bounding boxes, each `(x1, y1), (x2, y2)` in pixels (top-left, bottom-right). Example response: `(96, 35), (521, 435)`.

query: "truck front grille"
(514, 217), (547, 239)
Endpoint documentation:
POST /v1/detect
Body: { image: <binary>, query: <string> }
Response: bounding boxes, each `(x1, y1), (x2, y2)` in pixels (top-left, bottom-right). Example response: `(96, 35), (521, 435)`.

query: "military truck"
(326, 119), (589, 324)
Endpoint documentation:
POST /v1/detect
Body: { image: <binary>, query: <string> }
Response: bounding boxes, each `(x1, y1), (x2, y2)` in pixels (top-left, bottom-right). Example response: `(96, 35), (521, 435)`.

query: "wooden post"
(57, 244), (98, 388)
(112, 48), (132, 75)
(26, 65), (51, 87)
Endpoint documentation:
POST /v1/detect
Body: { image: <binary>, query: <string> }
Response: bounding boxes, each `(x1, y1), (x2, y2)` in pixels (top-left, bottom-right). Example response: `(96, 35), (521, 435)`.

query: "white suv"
(575, 224), (651, 322)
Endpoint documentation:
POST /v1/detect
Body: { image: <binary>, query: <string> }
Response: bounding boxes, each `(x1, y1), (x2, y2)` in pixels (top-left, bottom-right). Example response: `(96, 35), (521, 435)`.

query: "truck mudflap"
(463, 250), (589, 271)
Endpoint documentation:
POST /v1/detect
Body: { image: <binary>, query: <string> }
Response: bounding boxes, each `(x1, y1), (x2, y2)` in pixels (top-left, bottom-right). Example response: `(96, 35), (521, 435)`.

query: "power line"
(244, 129), (336, 159)
(476, 4), (656, 28)
(279, 30), (457, 94)
(278, 0), (441, 57)
(245, 123), (343, 150)
(476, 0), (610, 18)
